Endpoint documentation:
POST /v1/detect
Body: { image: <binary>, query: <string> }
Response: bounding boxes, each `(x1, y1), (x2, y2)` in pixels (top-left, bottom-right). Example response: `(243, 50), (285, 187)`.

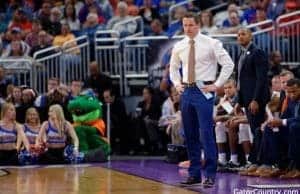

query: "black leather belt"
(182, 82), (197, 87)
(182, 81), (213, 88)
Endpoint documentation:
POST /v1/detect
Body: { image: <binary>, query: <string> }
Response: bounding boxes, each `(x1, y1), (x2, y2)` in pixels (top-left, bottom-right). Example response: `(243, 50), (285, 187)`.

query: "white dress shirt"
(169, 32), (234, 88)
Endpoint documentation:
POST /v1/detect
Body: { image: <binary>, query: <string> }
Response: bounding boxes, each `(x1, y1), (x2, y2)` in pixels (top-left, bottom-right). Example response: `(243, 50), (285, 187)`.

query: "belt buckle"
(184, 82), (196, 87)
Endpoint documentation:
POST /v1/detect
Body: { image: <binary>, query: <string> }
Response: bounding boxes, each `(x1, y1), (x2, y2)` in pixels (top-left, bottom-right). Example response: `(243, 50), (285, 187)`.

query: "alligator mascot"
(67, 93), (111, 162)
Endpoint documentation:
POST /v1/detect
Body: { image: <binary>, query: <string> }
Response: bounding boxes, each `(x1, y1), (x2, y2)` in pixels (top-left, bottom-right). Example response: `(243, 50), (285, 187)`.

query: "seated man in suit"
(268, 78), (300, 179)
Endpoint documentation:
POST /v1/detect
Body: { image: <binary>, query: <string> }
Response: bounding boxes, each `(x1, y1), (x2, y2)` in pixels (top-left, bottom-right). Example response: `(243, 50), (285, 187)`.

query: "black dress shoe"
(180, 177), (201, 186)
(202, 178), (214, 188)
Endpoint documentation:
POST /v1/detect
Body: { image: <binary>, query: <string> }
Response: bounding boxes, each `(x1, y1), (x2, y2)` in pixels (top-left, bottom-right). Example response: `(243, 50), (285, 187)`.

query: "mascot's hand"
(73, 146), (79, 156)
(102, 137), (109, 143)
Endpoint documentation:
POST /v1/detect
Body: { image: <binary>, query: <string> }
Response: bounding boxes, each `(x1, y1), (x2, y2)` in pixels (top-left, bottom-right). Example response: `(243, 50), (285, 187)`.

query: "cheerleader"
(0, 103), (30, 165)
(35, 104), (79, 164)
(24, 108), (41, 145)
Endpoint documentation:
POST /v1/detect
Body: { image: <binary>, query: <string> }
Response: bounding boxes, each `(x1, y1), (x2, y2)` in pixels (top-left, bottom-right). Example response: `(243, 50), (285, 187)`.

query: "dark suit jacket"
(236, 43), (270, 107)
(84, 73), (112, 101)
(281, 99), (300, 127)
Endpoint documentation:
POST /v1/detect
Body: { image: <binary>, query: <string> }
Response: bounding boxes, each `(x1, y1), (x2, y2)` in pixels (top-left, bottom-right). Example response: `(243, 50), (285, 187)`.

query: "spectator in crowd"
(98, 0), (114, 22)
(267, 0), (285, 20)
(63, 0), (84, 16)
(199, 10), (218, 35)
(35, 77), (60, 114)
(103, 88), (128, 154)
(6, 86), (22, 108)
(159, 86), (177, 128)
(8, 8), (32, 36)
(285, 0), (300, 10)
(214, 3), (243, 28)
(53, 23), (80, 76)
(136, 86), (162, 154)
(109, 0), (119, 14)
(242, 0), (260, 24)
(161, 86), (183, 145)
(284, 0), (300, 13)
(16, 87), (38, 123)
(218, 10), (244, 34)
(35, 104), (79, 164)
(84, 61), (112, 101)
(88, 3), (106, 24)
(2, 1), (17, 24)
(268, 50), (283, 80)
(69, 79), (83, 100)
(139, 0), (161, 27)
(82, 13), (103, 60)
(5, 84), (14, 102)
(0, 66), (14, 101)
(37, 2), (53, 32)
(22, 87), (37, 105)
(79, 0), (105, 24)
(166, 101), (183, 145)
(149, 19), (166, 36)
(22, 0), (36, 19)
(29, 30), (54, 58)
(268, 78), (300, 178)
(251, 8), (272, 31)
(1, 31), (11, 51)
(2, 27), (30, 57)
(1, 40), (29, 58)
(23, 107), (41, 145)
(277, 1), (300, 64)
(166, 6), (186, 37)
(159, 0), (184, 16)
(255, 8), (268, 23)
(271, 75), (282, 96)
(4, 0), (23, 24)
(82, 12), (102, 34)
(6, 86), (26, 122)
(61, 3), (81, 31)
(0, 102), (30, 165)
(44, 7), (62, 36)
(235, 28), (270, 175)
(107, 2), (137, 37)
(125, 0), (139, 16)
(25, 19), (53, 48)
(53, 24), (78, 51)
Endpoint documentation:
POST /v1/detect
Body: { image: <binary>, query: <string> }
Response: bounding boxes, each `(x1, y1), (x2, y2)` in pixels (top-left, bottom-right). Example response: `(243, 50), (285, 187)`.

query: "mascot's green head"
(67, 94), (102, 123)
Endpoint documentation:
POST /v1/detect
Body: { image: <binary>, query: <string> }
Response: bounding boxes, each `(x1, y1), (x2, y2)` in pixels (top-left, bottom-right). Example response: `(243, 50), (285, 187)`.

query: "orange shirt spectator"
(277, 1), (300, 37)
(8, 9), (32, 35)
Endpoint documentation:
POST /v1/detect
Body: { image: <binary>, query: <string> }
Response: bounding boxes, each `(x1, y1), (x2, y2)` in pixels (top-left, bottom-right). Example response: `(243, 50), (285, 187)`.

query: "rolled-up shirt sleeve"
(169, 47), (181, 87)
(213, 40), (234, 87)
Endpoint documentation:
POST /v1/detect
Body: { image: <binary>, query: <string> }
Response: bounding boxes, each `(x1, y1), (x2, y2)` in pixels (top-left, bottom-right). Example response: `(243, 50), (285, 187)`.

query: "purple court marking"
(100, 159), (300, 194)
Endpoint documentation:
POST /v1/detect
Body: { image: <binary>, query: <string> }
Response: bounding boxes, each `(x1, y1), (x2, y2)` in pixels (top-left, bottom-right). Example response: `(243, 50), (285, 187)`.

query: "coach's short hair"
(183, 12), (200, 24)
(286, 78), (300, 87)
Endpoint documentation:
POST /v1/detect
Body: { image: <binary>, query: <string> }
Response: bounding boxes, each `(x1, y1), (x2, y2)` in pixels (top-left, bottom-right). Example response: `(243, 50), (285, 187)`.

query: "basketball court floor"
(0, 157), (299, 194)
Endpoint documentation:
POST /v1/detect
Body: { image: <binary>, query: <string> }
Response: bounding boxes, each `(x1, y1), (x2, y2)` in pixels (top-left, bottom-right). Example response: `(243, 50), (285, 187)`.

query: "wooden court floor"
(0, 165), (198, 194)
